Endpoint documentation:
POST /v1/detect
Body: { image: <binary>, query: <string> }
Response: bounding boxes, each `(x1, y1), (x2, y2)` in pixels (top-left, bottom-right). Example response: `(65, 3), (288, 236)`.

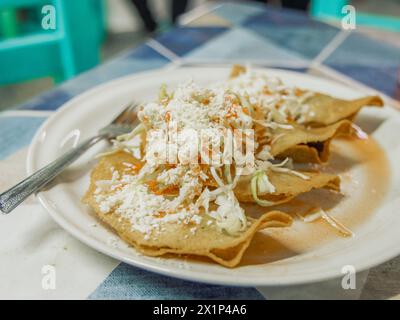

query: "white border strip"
(178, 2), (223, 26)
(0, 110), (54, 118)
(310, 30), (351, 67)
(178, 58), (310, 69)
(146, 39), (183, 64)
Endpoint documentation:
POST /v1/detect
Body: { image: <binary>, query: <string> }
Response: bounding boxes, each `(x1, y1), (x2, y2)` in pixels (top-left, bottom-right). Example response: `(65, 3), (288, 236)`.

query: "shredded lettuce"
(297, 208), (354, 237)
(158, 83), (174, 104)
(115, 124), (144, 142)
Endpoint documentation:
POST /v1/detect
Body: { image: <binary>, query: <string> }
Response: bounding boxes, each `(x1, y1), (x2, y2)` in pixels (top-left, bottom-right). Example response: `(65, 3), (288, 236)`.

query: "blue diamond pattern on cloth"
(243, 10), (339, 59)
(17, 45), (170, 111)
(325, 33), (400, 98)
(124, 43), (170, 60)
(156, 27), (228, 56)
(328, 65), (399, 99)
(269, 66), (308, 73)
(244, 5), (329, 26)
(60, 45), (170, 97)
(16, 89), (72, 111)
(0, 116), (46, 159)
(325, 33), (400, 66)
(187, 27), (307, 63)
(89, 263), (264, 300)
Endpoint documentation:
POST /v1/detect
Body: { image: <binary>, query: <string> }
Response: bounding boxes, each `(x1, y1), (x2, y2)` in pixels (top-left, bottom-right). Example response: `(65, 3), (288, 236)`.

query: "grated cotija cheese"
(95, 170), (204, 239)
(94, 75), (314, 239)
(221, 68), (315, 124)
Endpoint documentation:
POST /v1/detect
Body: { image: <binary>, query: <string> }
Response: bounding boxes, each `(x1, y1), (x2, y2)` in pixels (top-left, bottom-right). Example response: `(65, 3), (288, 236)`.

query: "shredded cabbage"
(250, 171), (279, 207)
(254, 119), (293, 130)
(297, 208), (354, 237)
(321, 211), (354, 237)
(224, 164), (232, 184)
(158, 83), (171, 103)
(237, 92), (254, 116)
(210, 166), (225, 187)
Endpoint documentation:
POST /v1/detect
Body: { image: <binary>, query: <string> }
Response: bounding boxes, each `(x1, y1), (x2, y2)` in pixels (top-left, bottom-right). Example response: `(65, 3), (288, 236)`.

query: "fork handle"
(0, 134), (106, 214)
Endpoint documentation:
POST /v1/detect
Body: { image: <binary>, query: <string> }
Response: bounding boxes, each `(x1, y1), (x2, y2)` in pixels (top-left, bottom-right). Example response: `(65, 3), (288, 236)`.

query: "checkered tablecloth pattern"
(1, 2), (399, 299)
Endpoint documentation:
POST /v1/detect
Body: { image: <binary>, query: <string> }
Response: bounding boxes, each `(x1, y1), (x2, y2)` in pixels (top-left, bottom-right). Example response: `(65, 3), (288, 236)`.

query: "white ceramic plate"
(28, 67), (400, 286)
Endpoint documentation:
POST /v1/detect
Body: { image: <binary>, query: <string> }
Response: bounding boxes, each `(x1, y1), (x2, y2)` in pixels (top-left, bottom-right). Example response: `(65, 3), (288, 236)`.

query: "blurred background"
(0, 0), (399, 111)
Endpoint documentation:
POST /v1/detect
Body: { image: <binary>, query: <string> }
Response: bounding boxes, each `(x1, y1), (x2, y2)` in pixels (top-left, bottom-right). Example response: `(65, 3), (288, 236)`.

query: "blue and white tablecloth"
(1, 2), (399, 299)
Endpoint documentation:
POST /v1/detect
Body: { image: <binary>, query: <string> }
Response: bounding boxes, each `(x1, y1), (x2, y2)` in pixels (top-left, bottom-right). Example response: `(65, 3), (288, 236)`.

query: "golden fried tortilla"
(83, 152), (293, 267)
(301, 93), (383, 127)
(229, 65), (383, 127)
(230, 64), (247, 78)
(269, 120), (354, 163)
(234, 170), (340, 204)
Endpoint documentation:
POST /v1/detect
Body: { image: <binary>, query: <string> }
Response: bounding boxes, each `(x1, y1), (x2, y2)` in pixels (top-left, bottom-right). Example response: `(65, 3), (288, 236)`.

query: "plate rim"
(26, 66), (400, 287)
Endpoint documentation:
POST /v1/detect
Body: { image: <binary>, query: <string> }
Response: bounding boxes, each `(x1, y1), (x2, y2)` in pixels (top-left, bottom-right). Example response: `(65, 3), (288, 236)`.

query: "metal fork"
(0, 102), (140, 214)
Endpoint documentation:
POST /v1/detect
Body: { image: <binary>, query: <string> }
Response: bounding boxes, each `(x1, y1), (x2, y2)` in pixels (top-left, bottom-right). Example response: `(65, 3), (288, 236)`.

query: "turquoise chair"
(311, 0), (400, 32)
(0, 0), (106, 85)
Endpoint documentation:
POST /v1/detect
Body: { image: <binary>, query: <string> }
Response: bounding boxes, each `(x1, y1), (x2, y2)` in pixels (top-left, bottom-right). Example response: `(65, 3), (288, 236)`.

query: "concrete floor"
(1, 0), (399, 111)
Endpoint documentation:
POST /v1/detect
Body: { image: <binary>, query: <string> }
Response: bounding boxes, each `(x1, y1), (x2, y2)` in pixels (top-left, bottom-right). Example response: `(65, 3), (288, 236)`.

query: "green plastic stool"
(311, 0), (400, 32)
(0, 0), (106, 85)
